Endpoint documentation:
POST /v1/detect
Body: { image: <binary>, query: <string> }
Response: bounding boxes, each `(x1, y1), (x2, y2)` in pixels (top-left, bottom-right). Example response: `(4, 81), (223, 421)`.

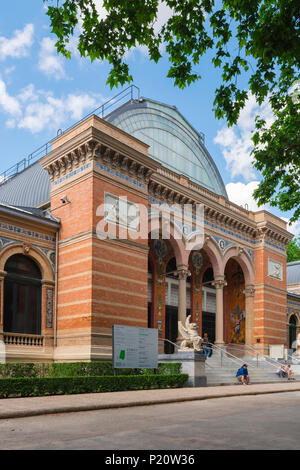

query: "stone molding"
(244, 285), (255, 297)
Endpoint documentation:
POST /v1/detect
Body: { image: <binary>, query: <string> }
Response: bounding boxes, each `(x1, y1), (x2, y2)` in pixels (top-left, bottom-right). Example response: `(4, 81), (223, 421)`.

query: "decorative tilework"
(95, 162), (146, 189)
(148, 197), (194, 219)
(265, 240), (285, 252)
(245, 248), (255, 262)
(46, 289), (54, 328)
(211, 235), (234, 252)
(148, 196), (285, 251)
(53, 163), (91, 186)
(0, 225), (55, 243)
(37, 246), (56, 274)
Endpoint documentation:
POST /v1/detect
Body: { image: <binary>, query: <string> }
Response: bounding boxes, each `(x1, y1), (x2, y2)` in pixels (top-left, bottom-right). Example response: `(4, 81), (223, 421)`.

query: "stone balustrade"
(4, 333), (44, 347)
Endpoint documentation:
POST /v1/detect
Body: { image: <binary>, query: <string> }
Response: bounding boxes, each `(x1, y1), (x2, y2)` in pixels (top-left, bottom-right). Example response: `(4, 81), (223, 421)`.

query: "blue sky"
(0, 1), (298, 236)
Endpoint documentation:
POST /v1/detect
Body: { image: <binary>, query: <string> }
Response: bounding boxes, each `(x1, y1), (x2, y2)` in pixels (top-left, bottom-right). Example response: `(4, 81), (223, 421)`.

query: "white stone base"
(158, 350), (207, 387)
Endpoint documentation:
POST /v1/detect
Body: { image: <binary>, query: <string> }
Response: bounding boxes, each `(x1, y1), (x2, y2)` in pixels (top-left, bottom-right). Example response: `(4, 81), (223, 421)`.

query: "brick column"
(244, 285), (255, 346)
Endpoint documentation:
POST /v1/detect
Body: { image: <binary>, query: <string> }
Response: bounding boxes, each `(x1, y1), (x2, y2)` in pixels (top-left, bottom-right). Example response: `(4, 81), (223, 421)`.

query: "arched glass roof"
(108, 98), (227, 198)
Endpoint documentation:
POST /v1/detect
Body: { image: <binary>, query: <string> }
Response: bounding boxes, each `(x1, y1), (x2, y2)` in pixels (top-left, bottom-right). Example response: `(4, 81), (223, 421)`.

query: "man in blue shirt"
(236, 364), (250, 385)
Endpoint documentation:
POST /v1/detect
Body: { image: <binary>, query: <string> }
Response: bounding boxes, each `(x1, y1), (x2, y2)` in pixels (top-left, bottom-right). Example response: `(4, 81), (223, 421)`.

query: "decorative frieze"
(0, 228), (55, 244)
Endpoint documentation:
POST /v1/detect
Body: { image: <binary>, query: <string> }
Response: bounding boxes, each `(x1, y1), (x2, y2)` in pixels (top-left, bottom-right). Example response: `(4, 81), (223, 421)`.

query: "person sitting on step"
(236, 364), (251, 385)
(286, 364), (295, 380)
(276, 364), (288, 378)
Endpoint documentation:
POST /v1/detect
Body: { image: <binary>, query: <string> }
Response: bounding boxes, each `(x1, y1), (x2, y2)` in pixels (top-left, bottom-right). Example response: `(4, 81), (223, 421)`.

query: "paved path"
(0, 382), (300, 420)
(1, 391), (300, 449)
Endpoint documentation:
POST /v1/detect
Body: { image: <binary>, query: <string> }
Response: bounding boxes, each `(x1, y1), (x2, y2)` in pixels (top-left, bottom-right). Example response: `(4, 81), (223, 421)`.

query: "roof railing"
(0, 84), (140, 186)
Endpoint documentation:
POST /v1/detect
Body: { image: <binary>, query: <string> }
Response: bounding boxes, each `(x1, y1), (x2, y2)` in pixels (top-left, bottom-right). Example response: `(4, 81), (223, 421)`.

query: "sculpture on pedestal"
(294, 332), (300, 358)
(178, 315), (203, 351)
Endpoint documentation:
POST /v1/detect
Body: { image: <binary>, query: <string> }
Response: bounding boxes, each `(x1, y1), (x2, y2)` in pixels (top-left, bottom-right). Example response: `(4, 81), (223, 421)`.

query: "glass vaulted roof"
(108, 98), (227, 198)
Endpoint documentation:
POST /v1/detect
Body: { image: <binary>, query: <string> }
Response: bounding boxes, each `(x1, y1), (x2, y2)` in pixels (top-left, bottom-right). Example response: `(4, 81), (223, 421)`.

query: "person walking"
(202, 332), (212, 358)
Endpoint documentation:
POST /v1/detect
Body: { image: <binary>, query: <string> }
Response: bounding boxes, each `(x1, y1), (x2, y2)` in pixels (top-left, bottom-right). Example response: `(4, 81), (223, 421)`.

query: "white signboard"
(269, 344), (284, 359)
(113, 325), (158, 369)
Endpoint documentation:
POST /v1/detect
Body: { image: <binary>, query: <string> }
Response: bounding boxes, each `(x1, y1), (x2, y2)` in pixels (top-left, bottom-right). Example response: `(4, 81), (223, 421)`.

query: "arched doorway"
(148, 238), (191, 353)
(224, 259), (246, 344)
(4, 254), (42, 335)
(202, 267), (216, 343)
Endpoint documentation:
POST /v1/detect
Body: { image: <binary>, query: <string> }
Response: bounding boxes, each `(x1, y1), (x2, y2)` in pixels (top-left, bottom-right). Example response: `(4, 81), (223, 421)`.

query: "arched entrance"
(189, 248), (218, 344)
(201, 267), (216, 343)
(4, 254), (42, 335)
(148, 238), (191, 353)
(224, 259), (246, 344)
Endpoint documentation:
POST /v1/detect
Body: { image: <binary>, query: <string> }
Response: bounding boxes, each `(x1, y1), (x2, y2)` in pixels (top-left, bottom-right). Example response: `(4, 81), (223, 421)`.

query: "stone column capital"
(176, 266), (190, 280)
(41, 279), (55, 287)
(244, 285), (255, 297)
(212, 279), (227, 289)
(0, 271), (7, 279)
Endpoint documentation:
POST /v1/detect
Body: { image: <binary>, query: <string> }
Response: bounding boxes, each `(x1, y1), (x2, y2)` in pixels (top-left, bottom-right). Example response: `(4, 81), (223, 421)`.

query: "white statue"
(294, 333), (300, 357)
(178, 315), (202, 351)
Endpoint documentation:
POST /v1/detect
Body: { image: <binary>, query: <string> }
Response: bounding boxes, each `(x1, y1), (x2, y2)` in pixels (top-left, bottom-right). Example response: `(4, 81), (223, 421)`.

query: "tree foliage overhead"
(44, 0), (300, 220)
(287, 236), (300, 263)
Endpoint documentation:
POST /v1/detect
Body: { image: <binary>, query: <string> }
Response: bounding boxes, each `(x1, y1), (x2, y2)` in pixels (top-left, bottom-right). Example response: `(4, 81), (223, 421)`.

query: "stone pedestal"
(158, 350), (207, 387)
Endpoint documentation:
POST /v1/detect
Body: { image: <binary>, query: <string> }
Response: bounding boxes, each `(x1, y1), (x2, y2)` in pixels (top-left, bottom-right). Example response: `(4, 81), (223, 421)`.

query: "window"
(4, 254), (42, 335)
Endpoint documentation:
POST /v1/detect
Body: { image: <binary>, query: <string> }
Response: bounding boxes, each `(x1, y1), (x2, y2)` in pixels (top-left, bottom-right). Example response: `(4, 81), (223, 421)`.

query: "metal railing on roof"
(0, 85), (140, 186)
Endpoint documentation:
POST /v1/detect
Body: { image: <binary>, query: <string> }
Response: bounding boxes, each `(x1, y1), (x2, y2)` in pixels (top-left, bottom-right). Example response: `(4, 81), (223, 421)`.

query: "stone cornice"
(148, 175), (258, 241)
(41, 126), (160, 184)
(41, 127), (160, 187)
(148, 173), (292, 249)
(256, 221), (293, 248)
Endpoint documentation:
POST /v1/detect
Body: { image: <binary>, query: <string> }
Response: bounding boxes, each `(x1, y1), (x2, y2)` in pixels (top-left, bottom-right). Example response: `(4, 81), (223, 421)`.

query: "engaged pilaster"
(244, 285), (255, 346)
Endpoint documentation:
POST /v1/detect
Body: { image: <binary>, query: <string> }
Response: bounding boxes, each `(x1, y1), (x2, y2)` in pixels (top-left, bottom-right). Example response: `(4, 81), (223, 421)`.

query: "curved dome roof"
(108, 97), (227, 198)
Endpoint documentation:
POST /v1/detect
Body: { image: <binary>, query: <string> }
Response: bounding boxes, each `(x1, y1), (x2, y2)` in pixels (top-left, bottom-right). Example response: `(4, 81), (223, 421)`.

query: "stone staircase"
(205, 349), (300, 386)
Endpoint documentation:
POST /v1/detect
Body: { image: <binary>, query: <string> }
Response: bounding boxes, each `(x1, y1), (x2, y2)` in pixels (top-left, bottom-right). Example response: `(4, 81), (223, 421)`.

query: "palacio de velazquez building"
(0, 88), (296, 363)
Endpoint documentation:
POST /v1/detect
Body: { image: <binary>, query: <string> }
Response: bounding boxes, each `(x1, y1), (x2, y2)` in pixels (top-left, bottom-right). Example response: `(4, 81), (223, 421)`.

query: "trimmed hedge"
(0, 362), (182, 378)
(0, 374), (188, 398)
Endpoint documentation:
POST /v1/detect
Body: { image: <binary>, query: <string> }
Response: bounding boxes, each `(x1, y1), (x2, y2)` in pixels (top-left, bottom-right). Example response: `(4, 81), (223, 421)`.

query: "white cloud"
(226, 181), (267, 212)
(0, 24), (34, 60)
(214, 93), (274, 181)
(0, 79), (21, 116)
(38, 37), (66, 79)
(0, 78), (106, 134)
(66, 94), (99, 120)
(154, 1), (173, 35)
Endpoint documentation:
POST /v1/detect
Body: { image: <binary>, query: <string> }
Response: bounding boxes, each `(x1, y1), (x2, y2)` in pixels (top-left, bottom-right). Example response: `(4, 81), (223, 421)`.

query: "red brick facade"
(0, 113), (293, 362)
